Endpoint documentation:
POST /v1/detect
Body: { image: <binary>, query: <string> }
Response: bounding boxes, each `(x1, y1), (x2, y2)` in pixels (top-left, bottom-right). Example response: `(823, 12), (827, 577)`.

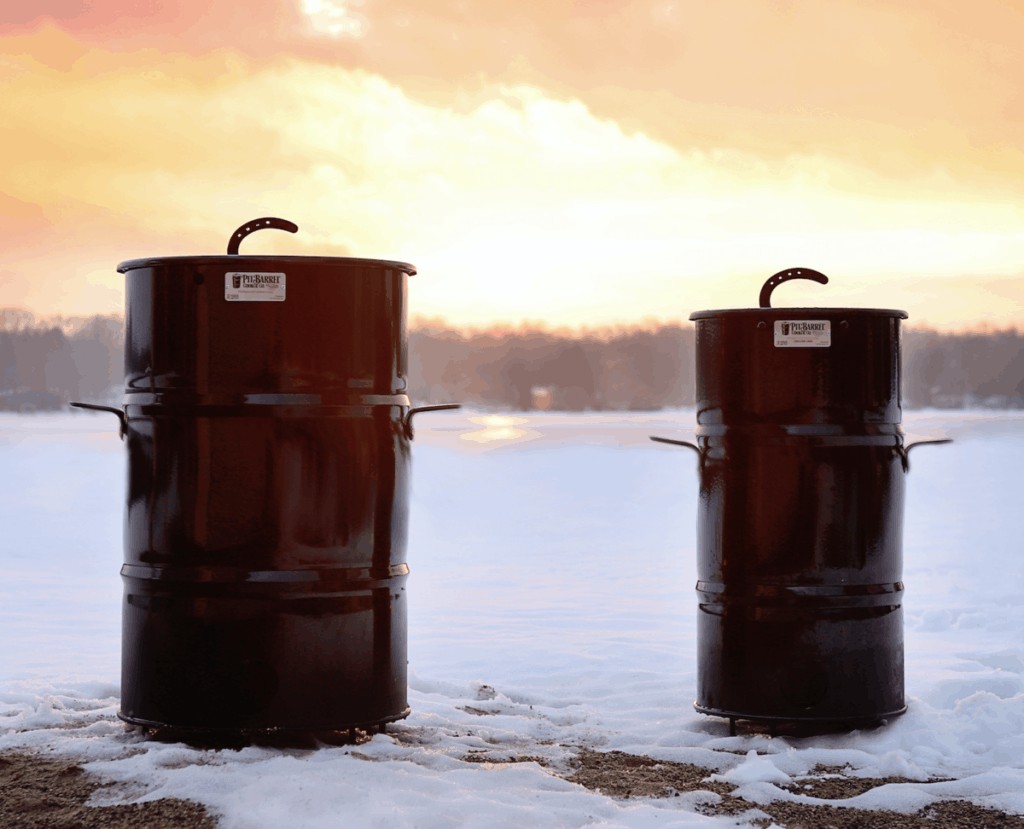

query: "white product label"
(774, 320), (831, 348)
(225, 272), (286, 302)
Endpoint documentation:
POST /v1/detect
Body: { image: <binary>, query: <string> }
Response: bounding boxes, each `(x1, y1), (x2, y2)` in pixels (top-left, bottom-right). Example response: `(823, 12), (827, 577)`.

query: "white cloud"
(299, 0), (368, 39)
(3, 44), (1024, 326)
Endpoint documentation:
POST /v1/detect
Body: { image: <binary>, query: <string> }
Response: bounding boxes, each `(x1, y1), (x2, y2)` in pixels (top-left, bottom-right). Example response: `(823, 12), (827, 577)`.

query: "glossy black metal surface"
(116, 228), (418, 736)
(688, 291), (911, 728)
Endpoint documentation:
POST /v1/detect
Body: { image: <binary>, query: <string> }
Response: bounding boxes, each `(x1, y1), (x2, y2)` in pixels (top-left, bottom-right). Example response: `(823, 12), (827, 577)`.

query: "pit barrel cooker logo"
(225, 271), (286, 302)
(774, 319), (831, 348)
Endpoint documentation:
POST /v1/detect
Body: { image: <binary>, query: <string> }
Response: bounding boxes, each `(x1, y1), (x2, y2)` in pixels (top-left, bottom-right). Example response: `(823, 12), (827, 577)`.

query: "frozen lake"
(1, 409), (1023, 827)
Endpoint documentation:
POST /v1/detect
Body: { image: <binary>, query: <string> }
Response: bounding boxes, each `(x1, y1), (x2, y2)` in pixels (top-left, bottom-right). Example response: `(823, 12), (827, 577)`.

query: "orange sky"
(2, 0), (1024, 330)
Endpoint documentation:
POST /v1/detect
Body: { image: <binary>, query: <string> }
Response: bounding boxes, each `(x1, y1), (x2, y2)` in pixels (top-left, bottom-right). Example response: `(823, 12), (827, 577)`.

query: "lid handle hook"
(227, 217), (299, 255)
(759, 267), (828, 308)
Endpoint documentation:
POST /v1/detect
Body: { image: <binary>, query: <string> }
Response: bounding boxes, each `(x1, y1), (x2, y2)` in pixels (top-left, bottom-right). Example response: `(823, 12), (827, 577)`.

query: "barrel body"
(691, 308), (908, 726)
(119, 255), (413, 734)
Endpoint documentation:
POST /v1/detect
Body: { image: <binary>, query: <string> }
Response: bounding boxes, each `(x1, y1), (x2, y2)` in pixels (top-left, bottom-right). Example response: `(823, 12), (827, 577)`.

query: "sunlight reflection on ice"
(460, 414), (535, 444)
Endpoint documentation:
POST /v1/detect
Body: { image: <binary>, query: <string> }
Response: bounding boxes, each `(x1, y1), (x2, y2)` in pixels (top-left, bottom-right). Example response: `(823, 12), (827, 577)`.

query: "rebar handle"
(227, 217), (299, 255)
(759, 267), (829, 308)
(70, 402), (127, 439)
(649, 435), (701, 454)
(650, 434), (704, 472)
(404, 404), (461, 439)
(897, 437), (953, 472)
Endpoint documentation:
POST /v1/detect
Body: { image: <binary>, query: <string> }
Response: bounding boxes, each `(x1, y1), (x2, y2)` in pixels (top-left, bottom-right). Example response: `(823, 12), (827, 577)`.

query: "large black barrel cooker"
(74, 217), (456, 738)
(654, 268), (948, 733)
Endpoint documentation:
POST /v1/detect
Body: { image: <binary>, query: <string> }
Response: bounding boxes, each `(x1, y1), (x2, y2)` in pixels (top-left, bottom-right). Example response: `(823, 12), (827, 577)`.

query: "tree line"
(409, 323), (1024, 410)
(2, 308), (1023, 411)
(0, 309), (122, 411)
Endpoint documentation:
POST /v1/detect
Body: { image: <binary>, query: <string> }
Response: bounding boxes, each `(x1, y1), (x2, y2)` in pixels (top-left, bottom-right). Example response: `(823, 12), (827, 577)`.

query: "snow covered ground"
(1, 408), (1023, 827)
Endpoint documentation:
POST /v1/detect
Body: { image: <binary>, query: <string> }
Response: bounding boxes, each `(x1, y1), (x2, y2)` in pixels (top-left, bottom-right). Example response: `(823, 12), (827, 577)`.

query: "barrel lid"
(117, 217), (416, 276)
(690, 267), (907, 321)
(690, 307), (907, 320)
(117, 255), (417, 276)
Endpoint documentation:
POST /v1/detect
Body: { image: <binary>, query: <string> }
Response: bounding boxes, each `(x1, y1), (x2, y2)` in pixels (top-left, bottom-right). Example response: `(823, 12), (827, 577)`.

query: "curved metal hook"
(70, 402), (127, 439)
(649, 435), (701, 454)
(650, 435), (705, 473)
(227, 217), (299, 255)
(759, 267), (829, 308)
(896, 437), (952, 473)
(404, 404), (461, 440)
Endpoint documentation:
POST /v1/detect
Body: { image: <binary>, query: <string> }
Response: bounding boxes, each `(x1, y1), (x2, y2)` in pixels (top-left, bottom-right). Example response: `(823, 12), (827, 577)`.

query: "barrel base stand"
(694, 704), (907, 737)
(118, 709), (410, 748)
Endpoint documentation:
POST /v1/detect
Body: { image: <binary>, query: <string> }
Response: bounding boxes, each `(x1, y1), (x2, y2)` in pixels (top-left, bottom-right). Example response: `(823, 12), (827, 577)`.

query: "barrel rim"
(690, 307), (908, 320)
(117, 255), (417, 276)
(692, 703), (908, 725)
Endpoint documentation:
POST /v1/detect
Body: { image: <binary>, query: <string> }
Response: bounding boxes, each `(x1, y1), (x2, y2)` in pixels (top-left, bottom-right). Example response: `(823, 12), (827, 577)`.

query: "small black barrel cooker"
(654, 268), (947, 733)
(74, 217), (456, 739)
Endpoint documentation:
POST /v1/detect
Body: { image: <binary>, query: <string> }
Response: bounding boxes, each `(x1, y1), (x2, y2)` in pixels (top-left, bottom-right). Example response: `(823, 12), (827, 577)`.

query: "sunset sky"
(3, 1), (1024, 330)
